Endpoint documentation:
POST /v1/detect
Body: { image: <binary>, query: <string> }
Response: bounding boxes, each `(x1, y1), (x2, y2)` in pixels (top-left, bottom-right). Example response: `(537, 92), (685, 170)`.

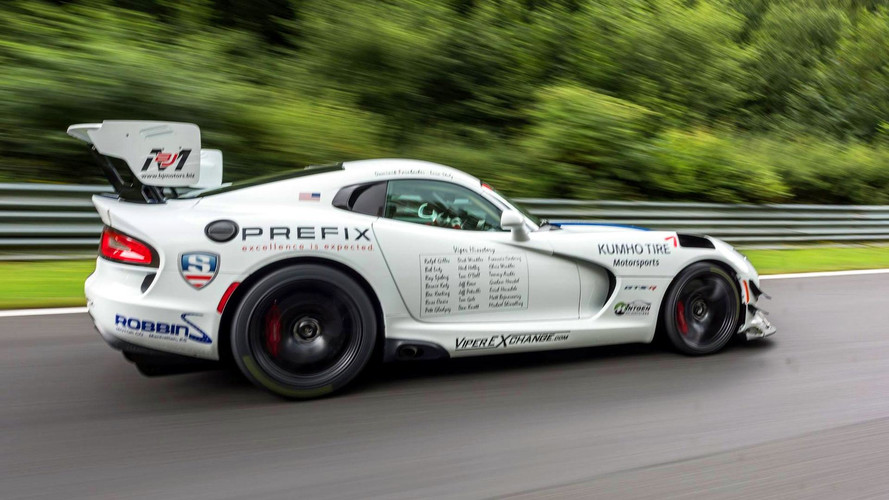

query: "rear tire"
(231, 265), (377, 399)
(661, 263), (741, 355)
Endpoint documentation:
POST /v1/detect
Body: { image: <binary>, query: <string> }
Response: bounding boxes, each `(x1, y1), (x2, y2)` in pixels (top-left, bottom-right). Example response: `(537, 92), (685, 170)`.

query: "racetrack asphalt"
(2, 274), (889, 499)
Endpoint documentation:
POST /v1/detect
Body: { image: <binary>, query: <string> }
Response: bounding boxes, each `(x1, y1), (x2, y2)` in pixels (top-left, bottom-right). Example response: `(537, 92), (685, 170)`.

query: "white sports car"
(69, 121), (775, 399)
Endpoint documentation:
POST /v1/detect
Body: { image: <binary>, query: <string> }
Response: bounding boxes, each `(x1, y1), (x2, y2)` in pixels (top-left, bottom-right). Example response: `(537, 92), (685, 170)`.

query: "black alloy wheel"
(231, 265), (377, 399)
(661, 263), (741, 355)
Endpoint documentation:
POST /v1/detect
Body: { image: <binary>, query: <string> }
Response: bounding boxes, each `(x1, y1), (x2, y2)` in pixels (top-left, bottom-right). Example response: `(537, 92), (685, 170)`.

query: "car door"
(371, 179), (580, 323)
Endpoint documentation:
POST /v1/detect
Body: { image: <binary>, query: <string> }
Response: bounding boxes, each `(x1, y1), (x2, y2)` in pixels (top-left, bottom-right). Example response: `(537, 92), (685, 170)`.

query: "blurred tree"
(523, 84), (661, 199)
(792, 9), (889, 141)
(569, 0), (748, 126)
(740, 1), (847, 128)
(2, 0), (889, 203)
(211, 0), (299, 45)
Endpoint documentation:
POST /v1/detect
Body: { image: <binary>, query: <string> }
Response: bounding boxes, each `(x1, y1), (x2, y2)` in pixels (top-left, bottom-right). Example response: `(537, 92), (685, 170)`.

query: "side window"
(332, 182), (386, 216)
(384, 180), (503, 231)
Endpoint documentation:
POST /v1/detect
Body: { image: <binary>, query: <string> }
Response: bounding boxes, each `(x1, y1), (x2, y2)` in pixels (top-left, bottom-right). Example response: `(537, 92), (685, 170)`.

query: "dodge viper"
(68, 121), (775, 398)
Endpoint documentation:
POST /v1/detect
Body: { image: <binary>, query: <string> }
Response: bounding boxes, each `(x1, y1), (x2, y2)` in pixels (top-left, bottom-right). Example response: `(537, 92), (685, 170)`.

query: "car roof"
(342, 159), (480, 187)
(187, 159), (483, 200)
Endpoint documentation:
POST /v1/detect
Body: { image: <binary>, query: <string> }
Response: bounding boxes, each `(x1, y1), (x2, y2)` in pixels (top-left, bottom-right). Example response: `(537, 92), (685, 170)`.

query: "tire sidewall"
(231, 264), (377, 399)
(662, 263), (740, 356)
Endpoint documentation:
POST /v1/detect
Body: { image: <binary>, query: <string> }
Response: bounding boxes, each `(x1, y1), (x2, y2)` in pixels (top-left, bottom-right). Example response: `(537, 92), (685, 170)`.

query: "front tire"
(661, 263), (741, 355)
(231, 265), (377, 399)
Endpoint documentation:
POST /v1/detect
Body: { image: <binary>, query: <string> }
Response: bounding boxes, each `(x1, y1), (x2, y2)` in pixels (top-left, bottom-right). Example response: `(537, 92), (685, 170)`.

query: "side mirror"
(501, 210), (529, 242)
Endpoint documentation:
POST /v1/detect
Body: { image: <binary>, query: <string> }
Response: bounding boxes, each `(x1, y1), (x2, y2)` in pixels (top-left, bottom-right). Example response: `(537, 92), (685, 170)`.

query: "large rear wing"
(68, 121), (223, 203)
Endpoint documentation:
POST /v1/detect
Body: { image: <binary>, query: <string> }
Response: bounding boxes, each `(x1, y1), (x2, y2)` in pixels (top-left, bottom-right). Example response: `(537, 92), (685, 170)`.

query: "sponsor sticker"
(239, 225), (374, 253)
(179, 252), (219, 289)
(614, 300), (652, 316)
(141, 148), (192, 172)
(113, 313), (212, 344)
(373, 168), (454, 179)
(597, 242), (672, 256)
(455, 332), (569, 351)
(624, 285), (658, 291)
(597, 241), (672, 268)
(138, 148), (197, 181)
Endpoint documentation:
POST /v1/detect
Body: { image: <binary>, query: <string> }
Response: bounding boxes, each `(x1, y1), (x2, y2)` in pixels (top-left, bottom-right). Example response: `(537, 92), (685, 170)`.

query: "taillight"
(100, 226), (158, 267)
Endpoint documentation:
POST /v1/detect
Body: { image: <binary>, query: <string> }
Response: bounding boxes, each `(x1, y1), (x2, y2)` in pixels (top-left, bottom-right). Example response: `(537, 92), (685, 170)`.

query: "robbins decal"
(614, 300), (652, 316)
(455, 332), (569, 351)
(624, 285), (658, 291)
(113, 313), (212, 344)
(179, 252), (219, 289)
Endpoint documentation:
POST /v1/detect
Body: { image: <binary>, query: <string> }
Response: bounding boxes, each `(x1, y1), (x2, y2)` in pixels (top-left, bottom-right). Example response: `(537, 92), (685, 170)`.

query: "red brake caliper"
(265, 302), (282, 358)
(676, 300), (688, 336)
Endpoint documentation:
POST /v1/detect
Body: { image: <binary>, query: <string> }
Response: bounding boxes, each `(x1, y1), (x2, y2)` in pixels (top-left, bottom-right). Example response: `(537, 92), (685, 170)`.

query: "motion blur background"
(4, 0), (889, 204)
(7, 4), (889, 498)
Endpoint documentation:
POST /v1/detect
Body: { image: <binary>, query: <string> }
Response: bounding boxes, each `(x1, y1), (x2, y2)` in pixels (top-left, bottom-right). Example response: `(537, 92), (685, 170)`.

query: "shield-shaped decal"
(179, 252), (219, 289)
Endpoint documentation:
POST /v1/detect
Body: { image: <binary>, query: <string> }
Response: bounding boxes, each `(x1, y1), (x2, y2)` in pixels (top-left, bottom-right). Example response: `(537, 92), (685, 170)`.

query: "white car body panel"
(78, 126), (774, 362)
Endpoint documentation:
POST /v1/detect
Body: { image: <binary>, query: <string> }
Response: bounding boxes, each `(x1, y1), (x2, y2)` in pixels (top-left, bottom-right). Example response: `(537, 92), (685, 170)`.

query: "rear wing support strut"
(89, 146), (164, 203)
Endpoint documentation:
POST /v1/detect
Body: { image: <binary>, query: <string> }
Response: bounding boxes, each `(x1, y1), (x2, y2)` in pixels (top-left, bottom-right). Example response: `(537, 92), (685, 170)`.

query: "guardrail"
(516, 199), (889, 244)
(1, 183), (887, 254)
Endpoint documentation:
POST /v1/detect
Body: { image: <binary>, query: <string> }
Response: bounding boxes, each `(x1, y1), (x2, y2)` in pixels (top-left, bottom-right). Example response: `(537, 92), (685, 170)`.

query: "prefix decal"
(240, 226), (371, 241)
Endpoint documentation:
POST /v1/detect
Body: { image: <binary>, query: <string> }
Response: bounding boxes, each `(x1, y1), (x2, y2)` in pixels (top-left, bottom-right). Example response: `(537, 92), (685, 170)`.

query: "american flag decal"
(299, 192), (321, 202)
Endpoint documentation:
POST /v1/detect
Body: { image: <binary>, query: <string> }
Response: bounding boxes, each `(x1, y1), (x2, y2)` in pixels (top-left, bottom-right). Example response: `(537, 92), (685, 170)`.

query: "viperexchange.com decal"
(455, 332), (569, 351)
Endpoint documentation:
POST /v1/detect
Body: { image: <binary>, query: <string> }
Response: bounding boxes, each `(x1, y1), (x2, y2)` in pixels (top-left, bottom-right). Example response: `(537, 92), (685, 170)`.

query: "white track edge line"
(0, 307), (88, 318)
(0, 269), (887, 318)
(760, 268), (889, 280)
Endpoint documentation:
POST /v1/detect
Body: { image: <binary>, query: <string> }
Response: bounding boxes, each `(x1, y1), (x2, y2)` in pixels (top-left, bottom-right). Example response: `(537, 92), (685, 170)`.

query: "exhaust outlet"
(383, 340), (449, 362)
(397, 345), (421, 359)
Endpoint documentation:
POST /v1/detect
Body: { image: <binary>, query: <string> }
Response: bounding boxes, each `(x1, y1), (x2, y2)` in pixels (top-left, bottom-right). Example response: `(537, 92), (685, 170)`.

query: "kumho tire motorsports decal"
(614, 300), (652, 316)
(455, 332), (569, 351)
(598, 237), (677, 269)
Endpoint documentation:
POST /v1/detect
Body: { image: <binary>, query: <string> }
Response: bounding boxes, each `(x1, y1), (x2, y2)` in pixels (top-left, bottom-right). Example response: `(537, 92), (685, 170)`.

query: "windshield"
(180, 164), (344, 199)
(482, 183), (542, 226)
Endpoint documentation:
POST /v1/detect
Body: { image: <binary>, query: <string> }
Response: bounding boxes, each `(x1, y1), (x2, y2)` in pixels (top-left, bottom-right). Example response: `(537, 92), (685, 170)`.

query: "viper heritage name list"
(420, 253), (529, 317)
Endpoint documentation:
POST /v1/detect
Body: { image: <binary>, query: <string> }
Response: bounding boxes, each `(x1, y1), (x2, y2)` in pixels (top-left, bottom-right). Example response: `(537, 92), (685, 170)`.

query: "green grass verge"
(0, 260), (94, 310)
(740, 246), (889, 275)
(1, 246), (889, 309)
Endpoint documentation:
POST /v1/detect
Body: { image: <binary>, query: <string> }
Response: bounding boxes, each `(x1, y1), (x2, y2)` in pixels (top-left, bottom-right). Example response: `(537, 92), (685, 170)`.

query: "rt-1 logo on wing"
(142, 148), (192, 171)
(179, 252), (219, 289)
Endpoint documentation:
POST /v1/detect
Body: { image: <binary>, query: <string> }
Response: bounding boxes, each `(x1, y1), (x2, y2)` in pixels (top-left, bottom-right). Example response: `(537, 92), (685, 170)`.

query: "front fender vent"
(678, 234), (715, 249)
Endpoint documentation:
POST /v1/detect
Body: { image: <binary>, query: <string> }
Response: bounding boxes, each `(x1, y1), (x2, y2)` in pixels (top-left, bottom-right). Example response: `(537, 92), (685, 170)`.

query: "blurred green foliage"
(3, 0), (889, 203)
